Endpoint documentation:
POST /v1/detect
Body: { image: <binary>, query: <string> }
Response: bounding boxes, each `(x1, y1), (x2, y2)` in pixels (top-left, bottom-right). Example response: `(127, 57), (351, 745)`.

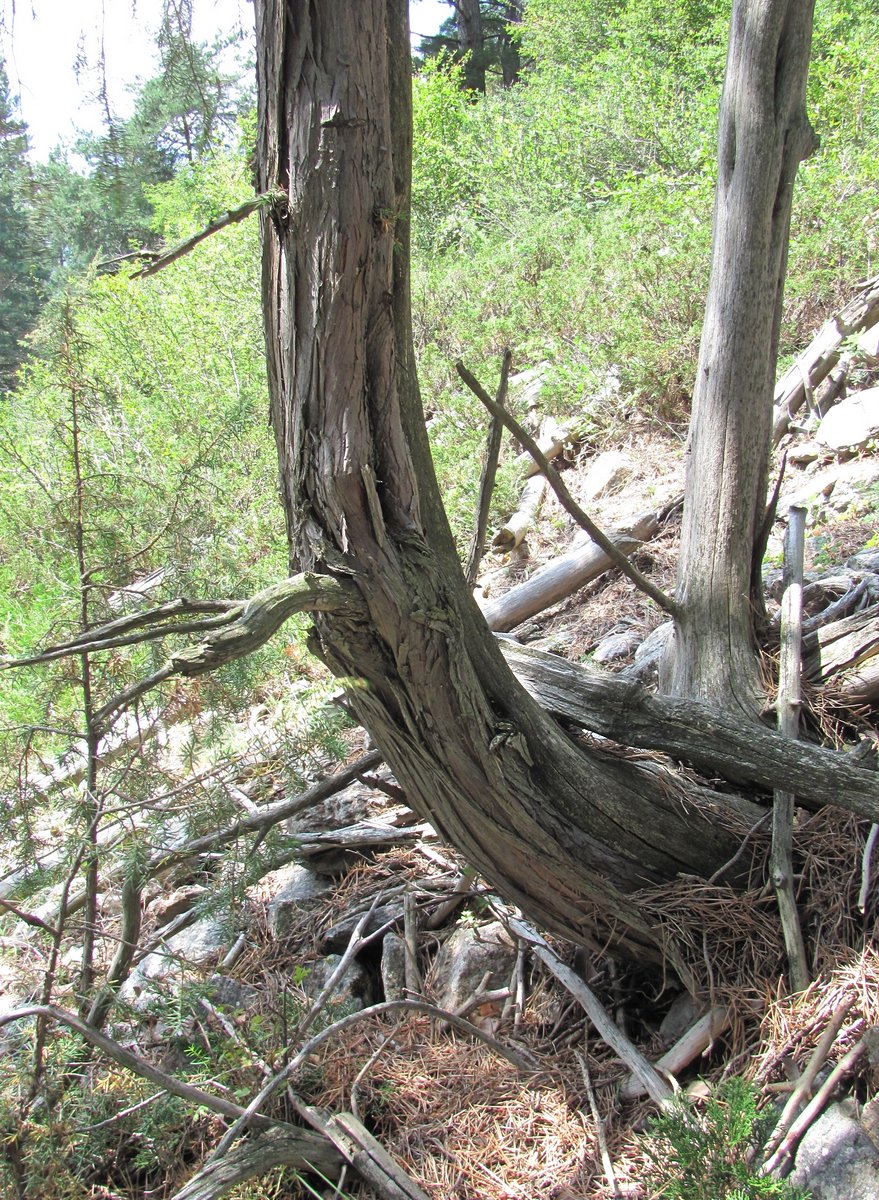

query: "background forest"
(0, 0), (877, 1197)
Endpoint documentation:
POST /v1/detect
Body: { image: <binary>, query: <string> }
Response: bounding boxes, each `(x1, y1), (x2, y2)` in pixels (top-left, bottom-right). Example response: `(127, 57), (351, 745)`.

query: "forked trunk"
(253, 0), (779, 960)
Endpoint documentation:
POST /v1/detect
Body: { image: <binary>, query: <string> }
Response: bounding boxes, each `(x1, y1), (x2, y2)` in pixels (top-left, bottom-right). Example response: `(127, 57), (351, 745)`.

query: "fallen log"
(499, 640), (879, 820)
(492, 473), (549, 549)
(480, 510), (661, 632)
(772, 274), (879, 442)
(804, 603), (879, 703)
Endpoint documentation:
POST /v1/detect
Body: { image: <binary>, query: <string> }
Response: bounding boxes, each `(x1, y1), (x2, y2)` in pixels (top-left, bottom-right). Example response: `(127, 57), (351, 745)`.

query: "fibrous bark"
(253, 0), (752, 960)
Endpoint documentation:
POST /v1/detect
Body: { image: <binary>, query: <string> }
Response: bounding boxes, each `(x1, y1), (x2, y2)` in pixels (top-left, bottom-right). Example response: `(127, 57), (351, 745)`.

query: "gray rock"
(621, 621), (673, 682)
(321, 903), (403, 953)
(593, 628), (641, 664)
(789, 440), (826, 466)
(659, 992), (704, 1045)
(580, 450), (633, 504)
(432, 920), (516, 1012)
(203, 974), (259, 1011)
(301, 954), (370, 1013)
(119, 916), (230, 1006)
(265, 865), (333, 938)
(380, 932), (408, 1002)
(816, 388), (879, 451)
(789, 1099), (879, 1200)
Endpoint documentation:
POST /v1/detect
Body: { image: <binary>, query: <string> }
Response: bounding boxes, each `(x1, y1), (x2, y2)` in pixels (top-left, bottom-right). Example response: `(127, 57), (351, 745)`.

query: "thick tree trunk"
(662, 0), (817, 714)
(254, 0), (750, 960)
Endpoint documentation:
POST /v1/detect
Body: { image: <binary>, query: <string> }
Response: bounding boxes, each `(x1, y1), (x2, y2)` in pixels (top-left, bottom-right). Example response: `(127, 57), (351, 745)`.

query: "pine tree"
(0, 63), (45, 389)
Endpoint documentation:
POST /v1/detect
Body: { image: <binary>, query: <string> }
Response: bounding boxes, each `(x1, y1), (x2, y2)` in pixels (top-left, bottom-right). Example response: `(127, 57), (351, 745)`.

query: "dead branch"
(578, 1051), (622, 1197)
(170, 1129), (343, 1200)
(456, 359), (676, 615)
(147, 749), (384, 873)
(761, 999), (857, 1162)
(92, 573), (363, 728)
(499, 908), (673, 1107)
(500, 639), (879, 820)
(481, 510), (662, 632)
(493, 473), (549, 550)
(761, 1029), (873, 1176)
(621, 1007), (732, 1100)
(466, 349), (511, 585)
(0, 598), (242, 669)
(97, 192), (283, 281)
(771, 506), (810, 994)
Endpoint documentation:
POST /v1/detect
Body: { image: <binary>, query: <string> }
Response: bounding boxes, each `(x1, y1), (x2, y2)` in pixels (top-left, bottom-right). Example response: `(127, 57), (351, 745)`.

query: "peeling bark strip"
(254, 0), (778, 960)
(665, 0), (817, 713)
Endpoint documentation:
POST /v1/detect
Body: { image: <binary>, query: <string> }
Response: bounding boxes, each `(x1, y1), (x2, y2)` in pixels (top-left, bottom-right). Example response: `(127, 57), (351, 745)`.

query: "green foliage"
(0, 62), (46, 388)
(642, 1078), (811, 1200)
(32, 16), (251, 278)
(410, 0), (879, 552)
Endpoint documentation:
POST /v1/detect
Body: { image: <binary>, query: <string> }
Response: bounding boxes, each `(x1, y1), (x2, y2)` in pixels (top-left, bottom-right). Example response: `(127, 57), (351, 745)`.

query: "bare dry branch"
(456, 358), (677, 616)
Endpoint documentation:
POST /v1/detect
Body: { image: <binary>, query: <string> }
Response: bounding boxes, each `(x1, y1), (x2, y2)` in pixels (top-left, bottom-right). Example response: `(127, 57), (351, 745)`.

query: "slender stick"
(96, 192), (282, 279)
(771, 505), (810, 993)
(578, 1051), (621, 1198)
(455, 360), (676, 615)
(761, 999), (857, 1161)
(466, 349), (511, 586)
(761, 1034), (870, 1176)
(498, 908), (673, 1106)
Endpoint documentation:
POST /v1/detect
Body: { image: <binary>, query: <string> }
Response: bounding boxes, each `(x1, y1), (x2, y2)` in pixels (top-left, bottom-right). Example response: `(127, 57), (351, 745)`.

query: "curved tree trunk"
(253, 0), (753, 961)
(662, 0), (817, 714)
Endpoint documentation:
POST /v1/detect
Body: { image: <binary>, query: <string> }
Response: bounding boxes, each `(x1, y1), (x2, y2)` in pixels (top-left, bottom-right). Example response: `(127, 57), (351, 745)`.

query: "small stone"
(593, 629), (641, 664)
(381, 932), (408, 1002)
(432, 920), (516, 1013)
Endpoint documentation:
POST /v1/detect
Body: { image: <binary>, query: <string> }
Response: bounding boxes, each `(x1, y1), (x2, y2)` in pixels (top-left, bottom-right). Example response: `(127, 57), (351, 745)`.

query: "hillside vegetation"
(0, 1), (877, 1196)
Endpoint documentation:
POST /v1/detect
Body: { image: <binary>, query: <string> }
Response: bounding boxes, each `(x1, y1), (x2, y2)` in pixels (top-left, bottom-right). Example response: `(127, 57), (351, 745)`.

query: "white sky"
(3, 0), (450, 159)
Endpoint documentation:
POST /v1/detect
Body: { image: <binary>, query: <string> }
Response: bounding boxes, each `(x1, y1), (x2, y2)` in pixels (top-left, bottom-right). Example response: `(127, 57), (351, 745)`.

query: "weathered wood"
(804, 603), (879, 702)
(254, 0), (755, 961)
(500, 640), (879, 821)
(665, 0), (817, 712)
(514, 417), (567, 479)
(772, 275), (879, 441)
(772, 506), (810, 994)
(621, 1007), (732, 1100)
(325, 1112), (432, 1200)
(493, 473), (548, 549)
(465, 351), (510, 585)
(458, 359), (675, 615)
(481, 511), (661, 632)
(171, 1130), (344, 1200)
